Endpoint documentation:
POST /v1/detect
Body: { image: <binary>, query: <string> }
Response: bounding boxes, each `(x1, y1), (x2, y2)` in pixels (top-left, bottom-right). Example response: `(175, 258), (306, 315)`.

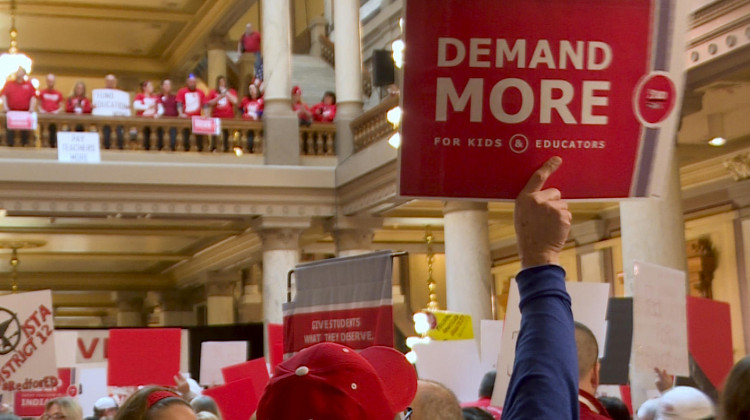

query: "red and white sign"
(400, 0), (689, 200)
(192, 116), (221, 135)
(14, 368), (77, 417)
(6, 111), (37, 130)
(283, 251), (394, 356)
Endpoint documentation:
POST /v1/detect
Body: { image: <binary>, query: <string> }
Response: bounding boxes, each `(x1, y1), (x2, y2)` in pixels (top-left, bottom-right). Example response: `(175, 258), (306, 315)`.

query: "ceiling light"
(708, 137), (726, 147)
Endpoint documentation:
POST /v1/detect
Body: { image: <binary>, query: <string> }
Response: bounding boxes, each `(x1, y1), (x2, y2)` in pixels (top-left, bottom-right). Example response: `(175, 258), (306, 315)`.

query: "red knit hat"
(256, 342), (417, 420)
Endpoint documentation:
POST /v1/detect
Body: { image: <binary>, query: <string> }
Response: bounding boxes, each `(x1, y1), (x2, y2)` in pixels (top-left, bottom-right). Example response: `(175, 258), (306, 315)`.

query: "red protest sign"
(6, 111), (37, 130)
(14, 368), (77, 417)
(221, 358), (269, 398)
(400, 0), (688, 200)
(267, 324), (283, 370)
(203, 377), (261, 420)
(191, 116), (221, 135)
(107, 329), (181, 387)
(686, 296), (734, 390)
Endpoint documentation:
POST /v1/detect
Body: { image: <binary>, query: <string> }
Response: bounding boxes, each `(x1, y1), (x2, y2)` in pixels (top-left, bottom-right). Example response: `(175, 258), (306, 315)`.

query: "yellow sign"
(426, 310), (473, 340)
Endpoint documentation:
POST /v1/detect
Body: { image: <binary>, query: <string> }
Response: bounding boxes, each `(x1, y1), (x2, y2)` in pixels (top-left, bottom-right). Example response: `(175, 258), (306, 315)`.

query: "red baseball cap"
(256, 342), (417, 420)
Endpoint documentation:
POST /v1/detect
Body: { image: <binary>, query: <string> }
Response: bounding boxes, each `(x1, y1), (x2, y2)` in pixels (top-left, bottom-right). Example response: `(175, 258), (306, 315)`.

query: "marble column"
(205, 271), (238, 325)
(207, 36), (227, 88)
(262, 0), (299, 165)
(156, 291), (188, 327)
(239, 264), (263, 323)
(326, 217), (381, 257)
(308, 16), (328, 60)
(333, 0), (364, 160)
(443, 201), (493, 341)
(115, 292), (146, 327)
(620, 156), (687, 408)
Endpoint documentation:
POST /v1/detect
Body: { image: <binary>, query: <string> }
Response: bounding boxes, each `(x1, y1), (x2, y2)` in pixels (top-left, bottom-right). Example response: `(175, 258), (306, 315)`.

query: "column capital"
(206, 35), (226, 50)
(113, 291), (145, 310)
(204, 270), (240, 297)
(443, 200), (488, 215)
(253, 217), (310, 251)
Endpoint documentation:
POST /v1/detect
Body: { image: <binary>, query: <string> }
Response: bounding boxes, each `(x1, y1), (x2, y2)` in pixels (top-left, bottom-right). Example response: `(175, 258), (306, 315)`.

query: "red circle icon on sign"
(67, 385), (78, 397)
(633, 72), (677, 127)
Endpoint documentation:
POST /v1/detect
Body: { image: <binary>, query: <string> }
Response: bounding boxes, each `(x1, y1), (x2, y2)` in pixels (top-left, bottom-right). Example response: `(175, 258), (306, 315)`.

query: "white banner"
(92, 89), (131, 117)
(57, 132), (101, 163)
(0, 290), (58, 393)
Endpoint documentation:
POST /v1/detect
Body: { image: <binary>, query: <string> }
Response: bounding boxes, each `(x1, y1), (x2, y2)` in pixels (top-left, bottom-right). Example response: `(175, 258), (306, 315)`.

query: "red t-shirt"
(240, 97), (264, 120)
(310, 103), (336, 122)
(241, 32), (261, 53)
(176, 87), (205, 117)
(293, 102), (311, 122)
(2, 80), (36, 111)
(158, 93), (178, 117)
(38, 88), (64, 113)
(134, 93), (159, 117)
(66, 96), (92, 114)
(207, 89), (237, 118)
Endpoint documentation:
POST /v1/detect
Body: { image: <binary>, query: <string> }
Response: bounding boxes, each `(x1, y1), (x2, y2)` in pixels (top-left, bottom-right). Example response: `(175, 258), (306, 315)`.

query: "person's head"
(461, 407), (495, 420)
(322, 91), (336, 105)
(104, 74), (117, 89)
(291, 85), (302, 102)
(189, 396), (221, 420)
(161, 79), (172, 94)
(256, 342), (417, 420)
(598, 396), (629, 420)
(93, 397), (119, 420)
(73, 81), (86, 97)
(215, 75), (226, 90)
(186, 75), (197, 90)
(656, 386), (714, 420)
(720, 355), (750, 420)
(248, 83), (260, 99)
(638, 398), (660, 420)
(574, 321), (600, 394)
(478, 371), (496, 399)
(44, 397), (83, 420)
(141, 81), (153, 94)
(195, 413), (217, 420)
(114, 387), (196, 420)
(46, 73), (55, 88)
(410, 380), (463, 420)
(245, 23), (252, 34)
(14, 67), (26, 82)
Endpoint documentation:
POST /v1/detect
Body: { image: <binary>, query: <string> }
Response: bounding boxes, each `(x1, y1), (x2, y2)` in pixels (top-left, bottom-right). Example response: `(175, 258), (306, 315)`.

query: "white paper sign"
(492, 280), (610, 406)
(480, 320), (503, 374)
(92, 89), (131, 117)
(0, 290), (58, 393)
(631, 261), (689, 409)
(199, 341), (247, 386)
(53, 331), (78, 368)
(57, 132), (101, 163)
(413, 339), (484, 402)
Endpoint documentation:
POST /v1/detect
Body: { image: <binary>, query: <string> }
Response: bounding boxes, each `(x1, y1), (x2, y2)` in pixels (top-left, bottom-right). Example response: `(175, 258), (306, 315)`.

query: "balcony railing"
(351, 94), (398, 153)
(0, 114), (338, 157)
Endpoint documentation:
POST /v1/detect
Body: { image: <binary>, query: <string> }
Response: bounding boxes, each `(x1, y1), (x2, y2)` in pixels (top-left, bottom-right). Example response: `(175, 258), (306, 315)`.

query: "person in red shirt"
(291, 85), (312, 126)
(176, 74), (206, 151)
(133, 80), (158, 150)
(310, 91), (337, 123)
(156, 79), (178, 151)
(1, 67), (37, 147)
(65, 81), (92, 132)
(238, 23), (263, 80)
(239, 83), (264, 152)
(37, 73), (64, 147)
(576, 322), (612, 420)
(206, 75), (237, 152)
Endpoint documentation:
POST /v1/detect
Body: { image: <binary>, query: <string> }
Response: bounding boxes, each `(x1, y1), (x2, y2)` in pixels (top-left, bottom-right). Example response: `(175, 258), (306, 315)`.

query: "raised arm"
(501, 157), (579, 420)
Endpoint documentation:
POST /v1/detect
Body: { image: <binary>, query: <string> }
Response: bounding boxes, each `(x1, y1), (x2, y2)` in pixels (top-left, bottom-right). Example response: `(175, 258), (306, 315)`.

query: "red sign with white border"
(6, 111), (37, 130)
(14, 368), (77, 417)
(191, 116), (221, 135)
(399, 0), (688, 200)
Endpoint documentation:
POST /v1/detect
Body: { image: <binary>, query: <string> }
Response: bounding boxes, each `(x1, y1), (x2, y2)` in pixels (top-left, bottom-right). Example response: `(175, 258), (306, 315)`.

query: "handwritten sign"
(199, 341), (247, 386)
(400, 0), (689, 200)
(6, 111), (37, 130)
(0, 290), (57, 395)
(57, 132), (101, 163)
(191, 116), (221, 135)
(92, 89), (131, 117)
(491, 280), (609, 405)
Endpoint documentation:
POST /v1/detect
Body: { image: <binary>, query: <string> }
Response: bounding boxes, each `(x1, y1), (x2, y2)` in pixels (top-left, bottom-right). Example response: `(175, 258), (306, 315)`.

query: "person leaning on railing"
(65, 81), (92, 132)
(133, 80), (159, 150)
(239, 82), (264, 153)
(1, 67), (36, 147)
(206, 75), (237, 152)
(310, 91), (336, 123)
(36, 73), (64, 147)
(156, 79), (179, 151)
(176, 74), (206, 152)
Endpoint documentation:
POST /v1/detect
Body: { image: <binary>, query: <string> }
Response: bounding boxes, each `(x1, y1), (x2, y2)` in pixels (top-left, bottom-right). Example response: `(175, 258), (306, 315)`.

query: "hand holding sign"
(514, 157), (571, 268)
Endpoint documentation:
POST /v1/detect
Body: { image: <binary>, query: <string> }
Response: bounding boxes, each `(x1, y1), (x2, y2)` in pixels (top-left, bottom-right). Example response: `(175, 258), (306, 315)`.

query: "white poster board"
(479, 320), (503, 374)
(631, 261), (689, 409)
(199, 341), (247, 386)
(413, 339), (484, 402)
(53, 331), (78, 367)
(91, 89), (131, 117)
(0, 290), (58, 392)
(57, 132), (101, 163)
(491, 280), (610, 406)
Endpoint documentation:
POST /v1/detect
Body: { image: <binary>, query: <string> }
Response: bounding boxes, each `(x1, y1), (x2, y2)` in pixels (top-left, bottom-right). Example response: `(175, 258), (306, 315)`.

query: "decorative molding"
(724, 152), (750, 181)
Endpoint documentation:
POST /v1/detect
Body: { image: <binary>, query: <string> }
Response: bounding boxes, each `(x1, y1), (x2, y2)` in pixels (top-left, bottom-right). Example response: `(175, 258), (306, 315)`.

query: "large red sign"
(400, 0), (688, 200)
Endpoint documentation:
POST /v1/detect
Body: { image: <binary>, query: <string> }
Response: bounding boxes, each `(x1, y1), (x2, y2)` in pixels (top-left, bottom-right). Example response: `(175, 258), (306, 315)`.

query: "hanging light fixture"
(0, 240), (46, 293)
(0, 0), (32, 91)
(404, 226), (440, 363)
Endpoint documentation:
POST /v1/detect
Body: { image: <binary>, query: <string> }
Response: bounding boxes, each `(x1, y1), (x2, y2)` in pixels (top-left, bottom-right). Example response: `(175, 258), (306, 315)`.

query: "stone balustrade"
(351, 94), (399, 152)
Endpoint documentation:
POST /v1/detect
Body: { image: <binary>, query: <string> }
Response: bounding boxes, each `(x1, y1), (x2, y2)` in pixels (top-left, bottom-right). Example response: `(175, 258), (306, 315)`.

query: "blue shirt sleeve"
(501, 265), (579, 420)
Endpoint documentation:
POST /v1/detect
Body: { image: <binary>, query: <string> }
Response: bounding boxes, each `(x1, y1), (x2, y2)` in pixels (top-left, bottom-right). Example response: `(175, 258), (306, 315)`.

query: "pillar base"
(264, 100), (300, 165)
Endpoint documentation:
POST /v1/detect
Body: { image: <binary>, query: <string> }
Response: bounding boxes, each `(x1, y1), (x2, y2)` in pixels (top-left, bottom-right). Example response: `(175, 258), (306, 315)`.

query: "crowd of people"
(0, 67), (337, 151)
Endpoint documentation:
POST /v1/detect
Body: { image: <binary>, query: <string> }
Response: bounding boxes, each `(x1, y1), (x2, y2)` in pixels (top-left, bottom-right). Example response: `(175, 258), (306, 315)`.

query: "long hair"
(721, 356), (750, 420)
(114, 386), (190, 420)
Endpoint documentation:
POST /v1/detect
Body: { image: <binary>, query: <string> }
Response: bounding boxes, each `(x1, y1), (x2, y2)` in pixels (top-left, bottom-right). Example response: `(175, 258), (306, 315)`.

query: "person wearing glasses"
(43, 397), (83, 420)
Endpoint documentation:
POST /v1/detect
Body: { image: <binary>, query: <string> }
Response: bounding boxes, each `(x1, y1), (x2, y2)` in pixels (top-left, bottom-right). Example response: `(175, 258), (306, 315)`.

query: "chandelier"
(0, 240), (46, 293)
(0, 0), (32, 91)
